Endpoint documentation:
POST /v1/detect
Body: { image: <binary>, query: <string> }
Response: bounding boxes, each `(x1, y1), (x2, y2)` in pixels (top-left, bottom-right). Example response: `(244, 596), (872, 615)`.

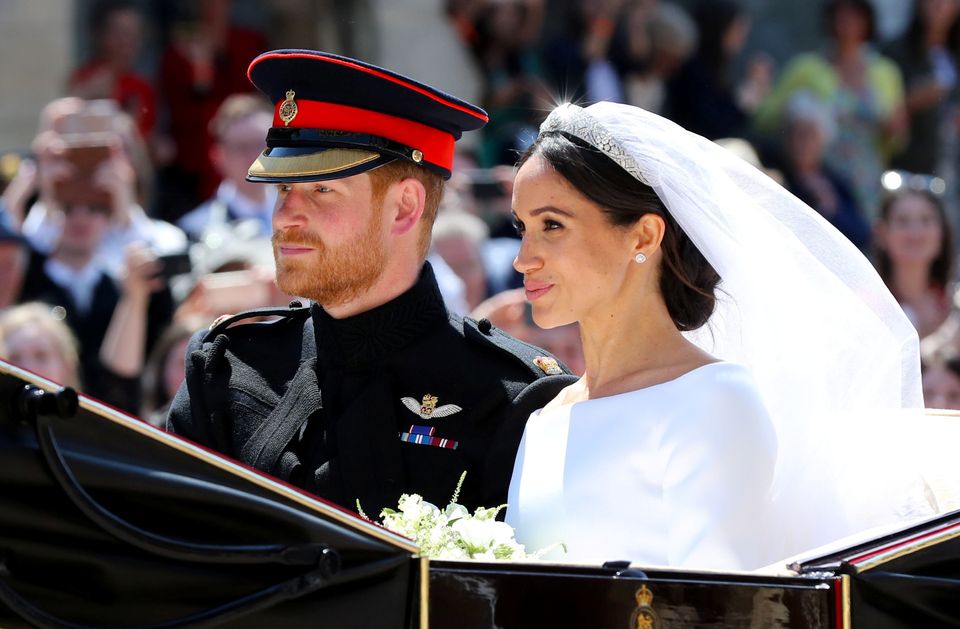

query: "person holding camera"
(13, 103), (177, 413)
(19, 98), (187, 279)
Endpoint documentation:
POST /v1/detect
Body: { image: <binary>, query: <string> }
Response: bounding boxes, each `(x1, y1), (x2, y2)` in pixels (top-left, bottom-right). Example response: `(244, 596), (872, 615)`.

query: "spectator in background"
(0, 212), (29, 311)
(432, 210), (491, 312)
(755, 0), (906, 219)
(884, 0), (960, 176)
(68, 0), (157, 139)
(576, 0), (645, 105)
(614, 2), (697, 114)
(781, 92), (871, 251)
(15, 120), (175, 411)
(0, 302), (82, 389)
(21, 99), (186, 278)
(453, 0), (551, 165)
(177, 94), (275, 242)
(874, 184), (954, 339)
(923, 354), (960, 410)
(140, 317), (207, 427)
(472, 288), (584, 374)
(171, 238), (289, 325)
(156, 0), (267, 221)
(666, 0), (771, 139)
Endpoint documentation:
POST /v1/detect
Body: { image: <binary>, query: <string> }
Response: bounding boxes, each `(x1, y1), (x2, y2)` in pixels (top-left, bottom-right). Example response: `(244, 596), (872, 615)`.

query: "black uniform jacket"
(167, 263), (575, 517)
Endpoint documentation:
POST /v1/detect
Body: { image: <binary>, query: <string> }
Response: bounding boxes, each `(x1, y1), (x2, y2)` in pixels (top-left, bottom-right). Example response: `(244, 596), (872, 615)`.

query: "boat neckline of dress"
(540, 361), (744, 413)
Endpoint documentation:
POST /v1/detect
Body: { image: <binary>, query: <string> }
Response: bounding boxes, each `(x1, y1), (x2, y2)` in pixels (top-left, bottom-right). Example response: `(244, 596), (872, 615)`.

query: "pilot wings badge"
(401, 394), (462, 419)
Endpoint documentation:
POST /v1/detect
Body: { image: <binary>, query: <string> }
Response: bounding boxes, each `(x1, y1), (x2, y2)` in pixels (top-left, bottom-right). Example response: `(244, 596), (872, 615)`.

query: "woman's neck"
(575, 291), (708, 401)
(892, 262), (935, 301)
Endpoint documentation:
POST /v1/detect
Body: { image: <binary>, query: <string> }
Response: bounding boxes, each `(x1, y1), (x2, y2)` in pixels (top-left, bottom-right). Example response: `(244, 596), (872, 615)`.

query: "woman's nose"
(513, 237), (542, 274)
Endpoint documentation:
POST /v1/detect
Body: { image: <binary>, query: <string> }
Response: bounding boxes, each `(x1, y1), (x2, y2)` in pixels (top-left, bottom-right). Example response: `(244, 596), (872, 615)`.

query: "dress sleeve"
(658, 369), (778, 570)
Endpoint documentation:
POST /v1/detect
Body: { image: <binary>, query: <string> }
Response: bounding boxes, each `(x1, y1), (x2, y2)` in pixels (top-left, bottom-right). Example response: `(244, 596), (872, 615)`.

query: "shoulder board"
(202, 304), (311, 343)
(462, 317), (573, 378)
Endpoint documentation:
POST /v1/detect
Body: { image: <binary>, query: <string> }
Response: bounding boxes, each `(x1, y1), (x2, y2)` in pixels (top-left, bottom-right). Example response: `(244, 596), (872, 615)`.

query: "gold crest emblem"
(401, 394), (462, 419)
(629, 584), (658, 629)
(533, 356), (563, 375)
(279, 89), (298, 126)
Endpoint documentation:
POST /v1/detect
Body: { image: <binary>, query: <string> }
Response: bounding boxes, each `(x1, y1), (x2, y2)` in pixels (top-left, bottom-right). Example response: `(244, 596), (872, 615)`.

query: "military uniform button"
(289, 299), (303, 308)
(478, 318), (493, 334)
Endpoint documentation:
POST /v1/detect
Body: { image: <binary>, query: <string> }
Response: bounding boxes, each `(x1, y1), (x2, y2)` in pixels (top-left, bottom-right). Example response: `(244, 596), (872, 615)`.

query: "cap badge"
(533, 356), (563, 375)
(411, 149), (424, 163)
(402, 394), (462, 419)
(279, 89), (298, 126)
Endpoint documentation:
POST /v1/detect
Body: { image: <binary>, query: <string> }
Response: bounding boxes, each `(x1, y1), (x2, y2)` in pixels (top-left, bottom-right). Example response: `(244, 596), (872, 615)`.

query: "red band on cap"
(275, 100), (456, 172)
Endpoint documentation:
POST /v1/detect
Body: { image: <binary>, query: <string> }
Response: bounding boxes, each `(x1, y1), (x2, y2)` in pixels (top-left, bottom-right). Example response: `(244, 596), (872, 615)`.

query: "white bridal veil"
(540, 102), (930, 561)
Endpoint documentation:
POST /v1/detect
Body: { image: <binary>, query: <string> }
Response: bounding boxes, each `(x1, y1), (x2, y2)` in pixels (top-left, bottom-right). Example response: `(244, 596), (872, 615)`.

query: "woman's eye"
(512, 219), (525, 235)
(545, 219), (563, 231)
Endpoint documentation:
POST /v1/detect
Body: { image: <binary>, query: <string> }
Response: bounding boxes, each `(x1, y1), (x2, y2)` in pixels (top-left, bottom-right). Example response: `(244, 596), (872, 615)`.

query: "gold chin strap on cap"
(248, 148), (381, 179)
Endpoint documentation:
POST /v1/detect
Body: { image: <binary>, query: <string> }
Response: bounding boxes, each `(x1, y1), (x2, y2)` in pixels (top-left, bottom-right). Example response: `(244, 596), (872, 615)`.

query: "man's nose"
(273, 187), (307, 230)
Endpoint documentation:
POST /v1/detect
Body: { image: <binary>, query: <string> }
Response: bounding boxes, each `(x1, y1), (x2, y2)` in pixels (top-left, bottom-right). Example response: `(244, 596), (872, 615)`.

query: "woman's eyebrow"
(529, 206), (574, 217)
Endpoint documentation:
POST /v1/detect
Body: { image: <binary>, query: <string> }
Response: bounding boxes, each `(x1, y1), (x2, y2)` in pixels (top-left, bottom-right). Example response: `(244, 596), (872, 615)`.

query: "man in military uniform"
(167, 50), (575, 518)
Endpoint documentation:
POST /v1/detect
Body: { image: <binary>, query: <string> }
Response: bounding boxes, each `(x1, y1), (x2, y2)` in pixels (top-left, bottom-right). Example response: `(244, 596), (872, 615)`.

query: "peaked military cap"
(246, 49), (488, 182)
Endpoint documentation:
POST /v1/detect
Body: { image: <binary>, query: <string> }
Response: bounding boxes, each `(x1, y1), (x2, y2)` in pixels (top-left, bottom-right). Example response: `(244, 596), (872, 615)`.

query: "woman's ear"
(633, 213), (666, 258)
(389, 177), (427, 237)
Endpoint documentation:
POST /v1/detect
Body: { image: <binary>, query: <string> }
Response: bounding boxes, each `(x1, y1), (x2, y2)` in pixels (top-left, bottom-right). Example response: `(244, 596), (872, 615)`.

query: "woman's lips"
(524, 280), (553, 301)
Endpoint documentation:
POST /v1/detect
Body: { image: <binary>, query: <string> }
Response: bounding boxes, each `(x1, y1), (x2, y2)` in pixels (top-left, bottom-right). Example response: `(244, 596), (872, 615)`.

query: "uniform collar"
(311, 261), (449, 368)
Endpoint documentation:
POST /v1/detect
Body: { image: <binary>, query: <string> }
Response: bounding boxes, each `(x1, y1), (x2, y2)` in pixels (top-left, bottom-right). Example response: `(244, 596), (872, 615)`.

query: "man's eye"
(276, 184), (292, 193)
(314, 185), (332, 194)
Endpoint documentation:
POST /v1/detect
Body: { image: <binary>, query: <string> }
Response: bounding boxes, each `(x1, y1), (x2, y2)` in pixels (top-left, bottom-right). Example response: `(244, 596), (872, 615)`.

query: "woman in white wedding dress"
(505, 102), (929, 571)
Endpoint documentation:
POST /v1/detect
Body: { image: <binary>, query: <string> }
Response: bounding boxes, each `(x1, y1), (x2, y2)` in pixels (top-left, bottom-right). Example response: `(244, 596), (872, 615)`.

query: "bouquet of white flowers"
(358, 473), (558, 561)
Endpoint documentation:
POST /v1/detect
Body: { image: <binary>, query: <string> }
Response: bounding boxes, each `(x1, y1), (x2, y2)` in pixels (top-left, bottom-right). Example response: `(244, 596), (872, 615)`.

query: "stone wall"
(0, 0), (74, 152)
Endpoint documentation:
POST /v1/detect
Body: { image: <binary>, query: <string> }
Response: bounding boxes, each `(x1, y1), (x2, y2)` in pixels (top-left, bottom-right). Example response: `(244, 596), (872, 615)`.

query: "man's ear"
(390, 177), (426, 237)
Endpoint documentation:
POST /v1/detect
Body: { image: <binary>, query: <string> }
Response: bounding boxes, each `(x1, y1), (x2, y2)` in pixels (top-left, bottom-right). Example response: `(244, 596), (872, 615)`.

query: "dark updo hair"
(518, 131), (720, 331)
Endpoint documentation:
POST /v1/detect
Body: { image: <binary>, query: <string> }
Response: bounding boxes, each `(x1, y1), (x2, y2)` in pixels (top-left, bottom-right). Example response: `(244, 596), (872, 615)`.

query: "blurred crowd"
(5, 0), (960, 417)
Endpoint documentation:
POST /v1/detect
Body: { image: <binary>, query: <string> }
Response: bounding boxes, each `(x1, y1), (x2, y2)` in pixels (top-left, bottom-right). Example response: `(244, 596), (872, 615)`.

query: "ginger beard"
(272, 205), (387, 307)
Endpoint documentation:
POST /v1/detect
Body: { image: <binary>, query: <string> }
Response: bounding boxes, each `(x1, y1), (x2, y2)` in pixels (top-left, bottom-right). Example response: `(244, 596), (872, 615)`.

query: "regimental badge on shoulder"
(279, 89), (298, 126)
(401, 394), (462, 419)
(533, 356), (563, 375)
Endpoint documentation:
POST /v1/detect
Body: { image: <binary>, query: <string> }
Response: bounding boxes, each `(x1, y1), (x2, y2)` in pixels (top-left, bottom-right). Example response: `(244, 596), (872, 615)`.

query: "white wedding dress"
(505, 362), (781, 571)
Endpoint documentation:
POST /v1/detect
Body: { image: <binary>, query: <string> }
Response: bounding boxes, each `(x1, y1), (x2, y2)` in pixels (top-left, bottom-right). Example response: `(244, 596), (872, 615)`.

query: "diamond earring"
(634, 252), (647, 264)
